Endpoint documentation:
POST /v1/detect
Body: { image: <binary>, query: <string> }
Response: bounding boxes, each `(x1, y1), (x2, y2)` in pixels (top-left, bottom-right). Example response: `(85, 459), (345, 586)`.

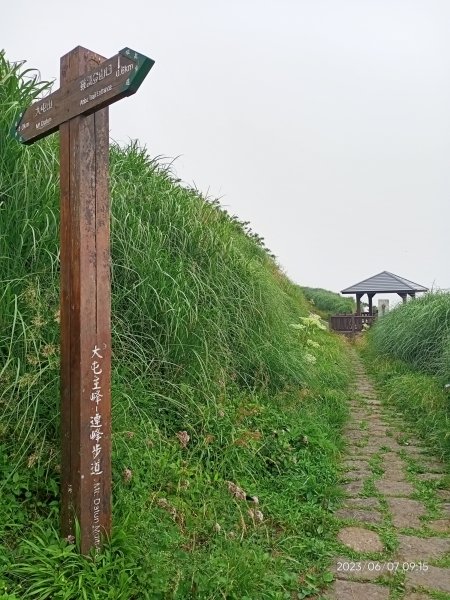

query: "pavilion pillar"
(408, 292), (416, 299)
(356, 293), (362, 315)
(399, 293), (407, 304)
(367, 293), (375, 316)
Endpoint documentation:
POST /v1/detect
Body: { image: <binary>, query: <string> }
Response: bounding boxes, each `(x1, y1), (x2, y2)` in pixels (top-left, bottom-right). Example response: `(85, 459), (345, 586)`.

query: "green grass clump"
(301, 287), (355, 319)
(369, 292), (450, 381)
(0, 51), (352, 599)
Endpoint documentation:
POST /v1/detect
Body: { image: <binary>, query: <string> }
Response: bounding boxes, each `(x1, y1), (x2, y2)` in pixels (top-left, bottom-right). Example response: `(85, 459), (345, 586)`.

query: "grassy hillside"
(361, 292), (450, 461)
(301, 287), (355, 319)
(0, 52), (352, 599)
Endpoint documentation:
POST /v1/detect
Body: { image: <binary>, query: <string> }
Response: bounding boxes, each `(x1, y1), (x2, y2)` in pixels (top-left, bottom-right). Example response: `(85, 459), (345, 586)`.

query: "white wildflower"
(123, 468), (133, 482)
(306, 339), (320, 348)
(304, 353), (317, 365)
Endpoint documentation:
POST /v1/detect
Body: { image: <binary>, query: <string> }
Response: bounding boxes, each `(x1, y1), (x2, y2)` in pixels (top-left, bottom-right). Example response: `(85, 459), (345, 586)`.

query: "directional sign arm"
(14, 48), (155, 145)
(118, 48), (154, 94)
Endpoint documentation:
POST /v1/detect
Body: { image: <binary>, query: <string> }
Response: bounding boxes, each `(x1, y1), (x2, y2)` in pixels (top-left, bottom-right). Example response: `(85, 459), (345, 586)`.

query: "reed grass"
(369, 292), (450, 380)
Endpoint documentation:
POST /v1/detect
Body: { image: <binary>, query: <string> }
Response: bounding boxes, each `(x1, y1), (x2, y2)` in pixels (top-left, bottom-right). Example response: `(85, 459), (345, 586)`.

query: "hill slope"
(301, 287), (355, 319)
(0, 52), (352, 599)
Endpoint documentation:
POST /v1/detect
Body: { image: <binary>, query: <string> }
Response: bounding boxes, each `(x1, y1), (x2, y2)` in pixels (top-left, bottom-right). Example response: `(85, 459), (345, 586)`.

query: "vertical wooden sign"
(13, 46), (154, 553)
(59, 47), (112, 553)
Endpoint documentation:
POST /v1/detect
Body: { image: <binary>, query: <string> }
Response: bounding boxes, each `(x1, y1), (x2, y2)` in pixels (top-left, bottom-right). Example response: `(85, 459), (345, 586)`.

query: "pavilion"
(341, 271), (429, 316)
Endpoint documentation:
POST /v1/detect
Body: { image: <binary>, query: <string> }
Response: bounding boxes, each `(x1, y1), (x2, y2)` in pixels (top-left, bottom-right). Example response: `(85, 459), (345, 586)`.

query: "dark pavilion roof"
(341, 271), (429, 295)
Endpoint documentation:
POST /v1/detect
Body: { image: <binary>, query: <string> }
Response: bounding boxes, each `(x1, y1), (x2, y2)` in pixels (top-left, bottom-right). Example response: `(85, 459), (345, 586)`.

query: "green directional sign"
(14, 48), (154, 144)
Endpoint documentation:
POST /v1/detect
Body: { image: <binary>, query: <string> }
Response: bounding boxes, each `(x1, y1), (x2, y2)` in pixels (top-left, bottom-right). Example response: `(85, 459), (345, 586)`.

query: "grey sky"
(2, 0), (449, 295)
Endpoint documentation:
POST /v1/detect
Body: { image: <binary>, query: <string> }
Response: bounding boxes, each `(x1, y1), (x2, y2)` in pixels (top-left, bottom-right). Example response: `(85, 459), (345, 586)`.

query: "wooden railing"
(329, 314), (376, 334)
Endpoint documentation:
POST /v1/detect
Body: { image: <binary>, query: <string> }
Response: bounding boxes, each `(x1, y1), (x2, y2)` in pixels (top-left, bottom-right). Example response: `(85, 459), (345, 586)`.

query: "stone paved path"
(324, 351), (450, 600)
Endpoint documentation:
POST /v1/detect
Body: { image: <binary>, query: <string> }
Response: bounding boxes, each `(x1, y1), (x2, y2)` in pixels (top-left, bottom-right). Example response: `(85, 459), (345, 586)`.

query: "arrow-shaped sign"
(14, 48), (154, 144)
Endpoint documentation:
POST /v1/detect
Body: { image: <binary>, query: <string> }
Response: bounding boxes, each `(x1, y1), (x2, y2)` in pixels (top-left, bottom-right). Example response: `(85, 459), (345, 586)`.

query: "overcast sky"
(2, 0), (449, 297)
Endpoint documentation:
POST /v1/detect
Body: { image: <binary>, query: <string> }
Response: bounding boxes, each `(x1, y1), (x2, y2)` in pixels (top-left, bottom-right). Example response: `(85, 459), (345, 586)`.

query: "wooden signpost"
(13, 46), (154, 554)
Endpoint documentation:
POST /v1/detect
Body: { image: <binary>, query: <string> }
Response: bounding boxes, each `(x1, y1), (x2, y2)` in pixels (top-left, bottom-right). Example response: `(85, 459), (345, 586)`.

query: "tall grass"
(0, 52), (352, 599)
(369, 292), (450, 381)
(362, 292), (450, 462)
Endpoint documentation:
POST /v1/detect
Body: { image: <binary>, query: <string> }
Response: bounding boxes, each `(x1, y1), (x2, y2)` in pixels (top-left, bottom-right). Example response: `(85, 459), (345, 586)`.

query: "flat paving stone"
(381, 468), (407, 482)
(343, 459), (370, 471)
(402, 446), (426, 457)
(343, 497), (381, 510)
(342, 480), (365, 496)
(441, 503), (450, 517)
(386, 497), (425, 528)
(399, 436), (422, 445)
(335, 508), (383, 524)
(377, 441), (402, 451)
(368, 426), (387, 433)
(405, 565), (450, 593)
(341, 470), (367, 481)
(347, 424), (371, 431)
(361, 444), (389, 454)
(346, 445), (376, 454)
(396, 534), (450, 561)
(428, 518), (450, 533)
(337, 527), (384, 553)
(375, 478), (414, 496)
(368, 436), (393, 444)
(416, 472), (443, 482)
(346, 430), (368, 439)
(331, 557), (393, 582)
(418, 460), (445, 473)
(346, 438), (369, 447)
(326, 580), (389, 600)
(437, 489), (450, 501)
(370, 437), (390, 444)
(383, 452), (405, 467)
(403, 593), (432, 600)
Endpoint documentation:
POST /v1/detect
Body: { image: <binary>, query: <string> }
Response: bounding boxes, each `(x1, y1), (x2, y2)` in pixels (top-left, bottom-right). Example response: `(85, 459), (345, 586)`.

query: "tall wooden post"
(356, 293), (362, 315)
(13, 46), (154, 554)
(60, 47), (112, 553)
(368, 293), (374, 316)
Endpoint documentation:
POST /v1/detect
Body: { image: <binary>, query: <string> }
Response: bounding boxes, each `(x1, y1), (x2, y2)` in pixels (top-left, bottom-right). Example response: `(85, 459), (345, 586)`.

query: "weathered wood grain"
(59, 47), (111, 553)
